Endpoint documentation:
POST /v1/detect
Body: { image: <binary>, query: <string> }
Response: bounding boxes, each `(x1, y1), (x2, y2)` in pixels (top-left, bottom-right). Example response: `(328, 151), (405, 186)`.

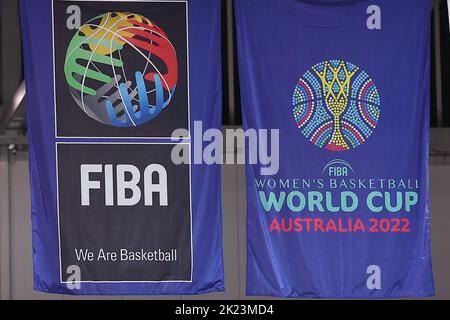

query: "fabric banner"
(20, 0), (224, 295)
(236, 0), (434, 298)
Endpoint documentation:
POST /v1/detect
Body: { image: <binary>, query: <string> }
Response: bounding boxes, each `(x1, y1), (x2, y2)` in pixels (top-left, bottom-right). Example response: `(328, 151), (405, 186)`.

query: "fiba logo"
(64, 12), (178, 127)
(292, 60), (381, 151)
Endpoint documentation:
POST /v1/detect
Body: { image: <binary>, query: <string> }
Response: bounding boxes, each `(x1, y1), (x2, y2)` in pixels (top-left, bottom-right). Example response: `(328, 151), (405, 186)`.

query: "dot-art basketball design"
(292, 60), (381, 151)
(64, 12), (178, 127)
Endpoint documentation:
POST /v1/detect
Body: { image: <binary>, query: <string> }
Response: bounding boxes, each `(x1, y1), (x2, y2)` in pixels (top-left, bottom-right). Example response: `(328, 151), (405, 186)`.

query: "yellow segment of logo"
(80, 12), (153, 55)
(313, 61), (359, 150)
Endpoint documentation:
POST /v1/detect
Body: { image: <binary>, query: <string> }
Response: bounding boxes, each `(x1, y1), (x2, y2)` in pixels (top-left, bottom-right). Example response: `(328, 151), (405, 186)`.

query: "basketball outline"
(292, 59), (381, 152)
(64, 11), (178, 127)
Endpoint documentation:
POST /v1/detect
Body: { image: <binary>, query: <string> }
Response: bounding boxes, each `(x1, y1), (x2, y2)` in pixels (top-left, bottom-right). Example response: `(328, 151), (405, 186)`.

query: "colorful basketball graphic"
(292, 60), (381, 151)
(64, 12), (178, 127)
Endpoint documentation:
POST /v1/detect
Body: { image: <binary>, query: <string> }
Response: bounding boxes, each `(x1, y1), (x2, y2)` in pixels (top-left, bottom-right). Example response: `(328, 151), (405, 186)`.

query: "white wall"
(1, 147), (450, 299)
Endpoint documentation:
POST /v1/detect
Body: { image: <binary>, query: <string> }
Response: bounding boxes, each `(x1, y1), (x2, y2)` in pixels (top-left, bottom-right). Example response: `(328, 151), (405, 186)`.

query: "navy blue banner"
(20, 0), (224, 295)
(236, 0), (434, 298)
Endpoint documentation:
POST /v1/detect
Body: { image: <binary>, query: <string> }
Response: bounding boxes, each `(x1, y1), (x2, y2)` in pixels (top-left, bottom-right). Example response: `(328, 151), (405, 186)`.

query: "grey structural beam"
(1, 0), (23, 123)
(0, 80), (26, 134)
(226, 0), (236, 125)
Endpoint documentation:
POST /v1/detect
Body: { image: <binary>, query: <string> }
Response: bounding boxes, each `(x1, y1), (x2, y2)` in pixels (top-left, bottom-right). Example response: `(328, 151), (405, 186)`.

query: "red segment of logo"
(123, 19), (178, 91)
